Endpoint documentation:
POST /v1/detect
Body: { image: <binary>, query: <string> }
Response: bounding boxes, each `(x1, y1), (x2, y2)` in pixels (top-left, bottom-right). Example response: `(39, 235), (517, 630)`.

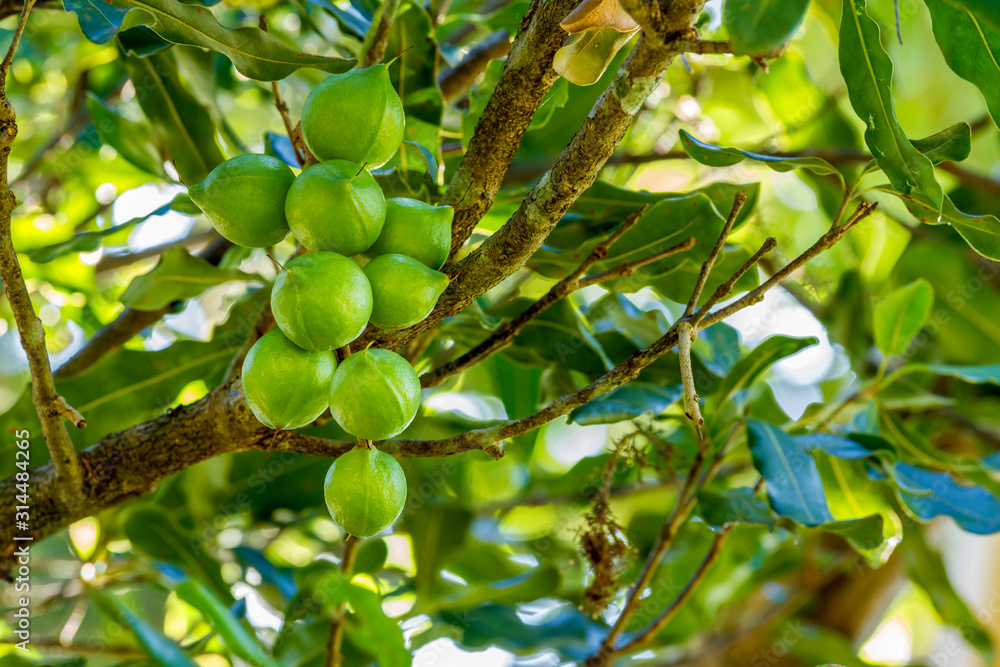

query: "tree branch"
(420, 204), (693, 388)
(684, 190), (745, 318)
(438, 30), (512, 103)
(325, 534), (359, 667)
(439, 0), (582, 256)
(0, 0), (85, 500)
(362, 0), (401, 68)
(54, 236), (232, 379)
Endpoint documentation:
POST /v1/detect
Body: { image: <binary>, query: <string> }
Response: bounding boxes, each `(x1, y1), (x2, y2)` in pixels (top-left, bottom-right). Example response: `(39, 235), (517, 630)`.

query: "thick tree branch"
(362, 0), (401, 68)
(439, 0), (582, 255)
(54, 236), (232, 379)
(0, 0), (85, 500)
(438, 30), (512, 103)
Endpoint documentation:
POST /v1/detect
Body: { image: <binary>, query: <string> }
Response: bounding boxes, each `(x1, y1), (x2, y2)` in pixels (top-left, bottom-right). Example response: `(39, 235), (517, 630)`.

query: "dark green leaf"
(910, 122), (972, 163)
(87, 92), (167, 176)
(120, 247), (255, 311)
(747, 419), (834, 525)
(678, 129), (842, 187)
(64, 0), (128, 43)
(404, 504), (472, 593)
(176, 580), (281, 667)
(435, 565), (561, 611)
(698, 487), (778, 527)
(878, 187), (1000, 260)
(723, 0), (810, 56)
(714, 335), (818, 406)
(568, 382), (682, 425)
(795, 433), (893, 460)
(872, 279), (934, 356)
(124, 506), (233, 602)
(353, 538), (388, 574)
(894, 462), (1000, 534)
(942, 0), (1000, 40)
(820, 514), (885, 550)
(121, 50), (225, 184)
(903, 525), (995, 660)
(839, 0), (942, 213)
(110, 0), (355, 80)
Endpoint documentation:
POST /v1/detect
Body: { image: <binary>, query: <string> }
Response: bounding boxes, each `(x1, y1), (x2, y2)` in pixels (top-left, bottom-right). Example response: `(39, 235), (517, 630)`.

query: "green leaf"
(120, 49), (225, 184)
(87, 92), (167, 176)
(90, 590), (199, 667)
(795, 433), (894, 460)
(353, 538), (388, 574)
(124, 506), (233, 602)
(120, 247), (255, 311)
(714, 335), (818, 406)
(903, 525), (994, 661)
(678, 129), (843, 187)
(386, 1), (443, 161)
(839, 0), (943, 214)
(819, 514), (885, 551)
(723, 0), (810, 56)
(926, 0), (1000, 127)
(945, 0), (1000, 34)
(109, 0), (355, 80)
(893, 462), (1000, 534)
(567, 382), (682, 425)
(309, 571), (411, 667)
(872, 279), (934, 357)
(404, 504), (472, 593)
(910, 122), (972, 163)
(176, 580), (281, 667)
(698, 487), (779, 527)
(876, 187), (1000, 260)
(747, 420), (834, 525)
(919, 362), (1000, 384)
(64, 0), (128, 43)
(29, 194), (193, 263)
(815, 454), (898, 559)
(434, 565), (561, 611)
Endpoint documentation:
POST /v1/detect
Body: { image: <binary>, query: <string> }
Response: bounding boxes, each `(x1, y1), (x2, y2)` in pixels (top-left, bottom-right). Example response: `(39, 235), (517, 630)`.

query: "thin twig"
(698, 201), (877, 329)
(421, 208), (686, 388)
(690, 236), (776, 326)
(326, 534), (360, 667)
(439, 30), (511, 103)
(362, 0), (401, 68)
(683, 191), (746, 318)
(677, 320), (702, 435)
(0, 0), (84, 499)
(576, 237), (697, 288)
(615, 525), (734, 656)
(260, 13), (306, 166)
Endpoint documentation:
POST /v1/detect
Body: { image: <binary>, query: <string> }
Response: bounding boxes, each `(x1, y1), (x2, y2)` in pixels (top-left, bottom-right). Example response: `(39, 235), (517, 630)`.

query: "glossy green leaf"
(353, 538), (389, 574)
(910, 122), (972, 163)
(124, 506), (233, 602)
(876, 187), (1000, 260)
(945, 0), (1000, 34)
(386, 1), (443, 160)
(872, 279), (934, 357)
(64, 0), (128, 44)
(405, 504), (472, 593)
(795, 433), (893, 460)
(839, 0), (943, 214)
(746, 419), (834, 525)
(109, 0), (355, 80)
(919, 363), (1000, 384)
(679, 129), (843, 187)
(436, 565), (561, 611)
(87, 92), (166, 176)
(723, 0), (810, 56)
(120, 247), (255, 311)
(820, 514), (885, 550)
(120, 50), (224, 184)
(815, 454), (898, 559)
(715, 335), (818, 406)
(903, 525), (994, 660)
(893, 462), (1000, 534)
(90, 590), (199, 667)
(176, 580), (281, 667)
(926, 0), (1000, 127)
(698, 487), (779, 527)
(568, 382), (682, 425)
(29, 194), (194, 263)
